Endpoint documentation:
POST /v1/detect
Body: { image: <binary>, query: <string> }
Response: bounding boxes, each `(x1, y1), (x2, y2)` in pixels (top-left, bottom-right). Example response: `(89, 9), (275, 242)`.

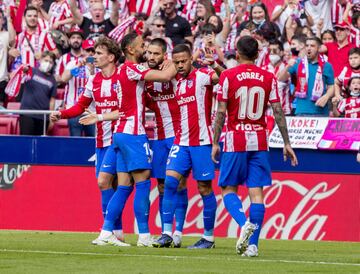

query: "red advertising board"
(0, 164), (359, 242)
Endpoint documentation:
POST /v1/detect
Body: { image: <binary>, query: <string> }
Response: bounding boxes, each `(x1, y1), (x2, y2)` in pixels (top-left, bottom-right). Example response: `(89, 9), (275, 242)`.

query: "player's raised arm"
(144, 63), (177, 82)
(271, 101), (298, 166)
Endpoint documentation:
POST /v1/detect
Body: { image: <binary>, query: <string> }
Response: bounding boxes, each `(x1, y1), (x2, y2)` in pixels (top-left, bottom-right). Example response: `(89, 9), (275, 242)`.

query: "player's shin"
(223, 192), (247, 227)
(101, 188), (115, 218)
(201, 192), (217, 242)
(174, 188), (188, 233)
(248, 203), (265, 247)
(134, 180), (151, 234)
(162, 175), (180, 236)
(102, 185), (134, 233)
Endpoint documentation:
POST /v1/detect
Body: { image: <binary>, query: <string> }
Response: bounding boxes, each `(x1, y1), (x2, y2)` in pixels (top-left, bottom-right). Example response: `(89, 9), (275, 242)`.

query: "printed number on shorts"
(143, 143), (153, 159)
(169, 145), (180, 158)
(235, 86), (265, 120)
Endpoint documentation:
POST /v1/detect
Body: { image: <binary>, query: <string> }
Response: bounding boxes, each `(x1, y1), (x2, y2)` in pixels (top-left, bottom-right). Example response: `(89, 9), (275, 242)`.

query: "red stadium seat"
(49, 119), (70, 136)
(0, 116), (14, 135)
(7, 102), (21, 110)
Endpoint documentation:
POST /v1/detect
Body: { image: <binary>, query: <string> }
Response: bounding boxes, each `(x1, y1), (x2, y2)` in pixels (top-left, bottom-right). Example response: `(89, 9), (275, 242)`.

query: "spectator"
(146, 16), (173, 58)
(332, 0), (348, 26)
(58, 37), (96, 137)
(48, 0), (73, 31)
(9, 6), (58, 70)
(19, 51), (57, 135)
(70, 0), (118, 41)
(26, 0), (50, 31)
(237, 2), (281, 39)
(332, 76), (360, 118)
(335, 47), (360, 100)
(320, 29), (336, 44)
(321, 22), (355, 77)
(289, 33), (307, 58)
(0, 8), (15, 107)
(279, 37), (335, 116)
(272, 0), (314, 34)
(191, 0), (215, 36)
(343, 2), (360, 47)
(206, 15), (224, 47)
(162, 0), (193, 45)
(305, 0), (333, 33)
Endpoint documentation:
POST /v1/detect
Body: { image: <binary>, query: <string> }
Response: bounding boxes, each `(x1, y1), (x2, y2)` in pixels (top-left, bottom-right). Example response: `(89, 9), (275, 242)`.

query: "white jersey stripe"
(179, 104), (189, 145)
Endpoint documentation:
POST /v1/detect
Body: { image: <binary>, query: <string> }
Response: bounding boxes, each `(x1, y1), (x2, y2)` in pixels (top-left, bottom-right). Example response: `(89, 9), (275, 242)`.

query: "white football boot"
(236, 221), (256, 255)
(92, 234), (131, 247)
(137, 234), (155, 247)
(242, 244), (259, 257)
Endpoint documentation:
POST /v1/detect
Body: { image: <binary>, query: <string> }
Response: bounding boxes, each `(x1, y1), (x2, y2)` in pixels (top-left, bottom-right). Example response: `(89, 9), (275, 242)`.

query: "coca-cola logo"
(0, 164), (31, 190)
(142, 179), (340, 241)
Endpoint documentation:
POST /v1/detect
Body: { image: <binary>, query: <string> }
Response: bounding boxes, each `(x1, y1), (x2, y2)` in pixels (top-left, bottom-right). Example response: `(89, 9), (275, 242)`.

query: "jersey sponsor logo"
(95, 100), (118, 107)
(136, 64), (147, 72)
(177, 95), (196, 105)
(235, 123), (264, 131)
(152, 93), (175, 101)
(236, 72), (264, 82)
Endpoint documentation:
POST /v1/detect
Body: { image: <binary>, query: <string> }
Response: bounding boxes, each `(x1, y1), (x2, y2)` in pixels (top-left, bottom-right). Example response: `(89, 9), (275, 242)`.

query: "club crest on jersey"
(113, 82), (121, 92)
(187, 80), (193, 88)
(136, 64), (147, 72)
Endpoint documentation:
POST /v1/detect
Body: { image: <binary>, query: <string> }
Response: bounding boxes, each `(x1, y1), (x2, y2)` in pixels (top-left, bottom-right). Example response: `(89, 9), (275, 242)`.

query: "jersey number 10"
(235, 86), (265, 120)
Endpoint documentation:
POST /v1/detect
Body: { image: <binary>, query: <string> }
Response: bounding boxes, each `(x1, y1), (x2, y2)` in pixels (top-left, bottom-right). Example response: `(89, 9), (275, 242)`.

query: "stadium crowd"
(0, 0), (359, 256)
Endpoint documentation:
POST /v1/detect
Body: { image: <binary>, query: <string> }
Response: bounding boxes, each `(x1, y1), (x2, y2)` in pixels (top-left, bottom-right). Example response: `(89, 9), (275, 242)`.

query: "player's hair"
(149, 38), (167, 53)
(291, 33), (307, 45)
(345, 76), (360, 97)
(349, 47), (360, 56)
(305, 36), (322, 46)
(236, 36), (259, 61)
(24, 6), (38, 16)
(172, 44), (192, 57)
(121, 32), (138, 55)
(269, 39), (284, 52)
(95, 36), (122, 62)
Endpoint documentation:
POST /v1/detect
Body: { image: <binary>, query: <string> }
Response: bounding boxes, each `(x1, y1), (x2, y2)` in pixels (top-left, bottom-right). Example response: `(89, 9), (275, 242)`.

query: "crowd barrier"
(0, 135), (359, 242)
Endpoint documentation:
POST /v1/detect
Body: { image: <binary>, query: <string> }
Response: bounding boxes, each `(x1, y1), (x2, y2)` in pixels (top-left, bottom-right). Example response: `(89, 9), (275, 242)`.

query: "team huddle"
(51, 33), (298, 257)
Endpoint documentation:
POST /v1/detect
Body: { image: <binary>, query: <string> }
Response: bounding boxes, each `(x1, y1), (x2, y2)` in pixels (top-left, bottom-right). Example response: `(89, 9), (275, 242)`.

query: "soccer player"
(50, 37), (129, 246)
(81, 32), (177, 247)
(145, 38), (188, 247)
(211, 36), (298, 257)
(153, 44), (223, 249)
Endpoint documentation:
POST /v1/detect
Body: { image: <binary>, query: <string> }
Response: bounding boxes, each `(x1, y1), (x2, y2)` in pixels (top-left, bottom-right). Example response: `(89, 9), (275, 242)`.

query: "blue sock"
(102, 185), (133, 232)
(249, 203), (265, 247)
(162, 175), (180, 234)
(175, 189), (188, 232)
(202, 192), (217, 237)
(101, 189), (115, 218)
(223, 193), (247, 227)
(134, 180), (151, 234)
(159, 193), (164, 232)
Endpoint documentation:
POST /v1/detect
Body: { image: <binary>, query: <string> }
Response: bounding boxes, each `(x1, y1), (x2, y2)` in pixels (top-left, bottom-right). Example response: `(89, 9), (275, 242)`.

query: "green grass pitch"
(0, 230), (359, 273)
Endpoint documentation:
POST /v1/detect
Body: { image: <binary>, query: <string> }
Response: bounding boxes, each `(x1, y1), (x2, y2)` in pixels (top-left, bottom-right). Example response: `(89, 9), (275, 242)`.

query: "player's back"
(218, 64), (279, 152)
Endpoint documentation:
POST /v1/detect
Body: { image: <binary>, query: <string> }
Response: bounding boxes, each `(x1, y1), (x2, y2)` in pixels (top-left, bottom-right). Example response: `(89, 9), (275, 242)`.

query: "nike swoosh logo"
(163, 212), (171, 215)
(103, 164), (111, 168)
(202, 173), (210, 176)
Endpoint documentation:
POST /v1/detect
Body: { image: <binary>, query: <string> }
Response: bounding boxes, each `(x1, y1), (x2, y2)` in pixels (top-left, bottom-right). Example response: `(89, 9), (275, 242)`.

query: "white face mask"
(253, 19), (265, 25)
(269, 54), (281, 65)
(39, 60), (52, 73)
(350, 92), (360, 97)
(225, 59), (238, 69)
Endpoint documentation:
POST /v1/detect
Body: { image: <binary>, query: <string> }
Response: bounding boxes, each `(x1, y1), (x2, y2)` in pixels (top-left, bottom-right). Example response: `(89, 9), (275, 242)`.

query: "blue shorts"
(113, 133), (152, 173)
(95, 144), (117, 178)
(166, 145), (215, 181)
(149, 137), (174, 179)
(218, 151), (272, 188)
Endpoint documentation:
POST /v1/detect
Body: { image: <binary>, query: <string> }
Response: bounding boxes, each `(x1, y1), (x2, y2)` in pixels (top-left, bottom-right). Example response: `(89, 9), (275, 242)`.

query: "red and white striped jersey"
(83, 70), (120, 147)
(331, 0), (345, 25)
(337, 66), (360, 92)
(337, 97), (360, 118)
(174, 68), (215, 146)
(266, 62), (291, 115)
(15, 30), (57, 67)
(180, 0), (197, 22)
(224, 14), (239, 52)
(136, 0), (157, 16)
(48, 0), (72, 30)
(350, 25), (360, 47)
(255, 47), (270, 70)
(217, 64), (280, 152)
(114, 61), (150, 135)
(145, 79), (180, 140)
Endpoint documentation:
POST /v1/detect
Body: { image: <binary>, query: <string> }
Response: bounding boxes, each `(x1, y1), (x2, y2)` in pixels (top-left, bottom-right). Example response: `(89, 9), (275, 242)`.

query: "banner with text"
(269, 117), (328, 149)
(0, 164), (359, 242)
(317, 119), (360, 151)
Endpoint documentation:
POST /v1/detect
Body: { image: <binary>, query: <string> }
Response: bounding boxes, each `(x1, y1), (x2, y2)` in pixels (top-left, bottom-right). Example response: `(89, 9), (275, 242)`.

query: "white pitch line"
(0, 249), (359, 267)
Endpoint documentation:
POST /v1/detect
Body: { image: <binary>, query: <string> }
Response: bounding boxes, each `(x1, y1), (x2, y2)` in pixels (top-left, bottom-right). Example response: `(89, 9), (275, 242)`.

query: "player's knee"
(248, 187), (264, 203)
(178, 177), (187, 190)
(197, 181), (212, 196)
(97, 173), (113, 190)
(165, 170), (182, 181)
(131, 169), (151, 183)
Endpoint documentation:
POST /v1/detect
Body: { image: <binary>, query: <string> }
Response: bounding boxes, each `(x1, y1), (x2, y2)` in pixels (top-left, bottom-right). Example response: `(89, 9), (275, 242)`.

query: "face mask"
(269, 54), (281, 65)
(291, 48), (300, 56)
(225, 59), (238, 69)
(350, 91), (360, 97)
(39, 61), (52, 73)
(253, 19), (265, 25)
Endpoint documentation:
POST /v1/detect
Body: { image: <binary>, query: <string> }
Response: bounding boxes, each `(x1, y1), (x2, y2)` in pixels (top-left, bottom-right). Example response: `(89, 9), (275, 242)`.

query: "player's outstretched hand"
(283, 144), (298, 166)
(50, 111), (61, 122)
(79, 113), (98, 125)
(211, 143), (221, 164)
